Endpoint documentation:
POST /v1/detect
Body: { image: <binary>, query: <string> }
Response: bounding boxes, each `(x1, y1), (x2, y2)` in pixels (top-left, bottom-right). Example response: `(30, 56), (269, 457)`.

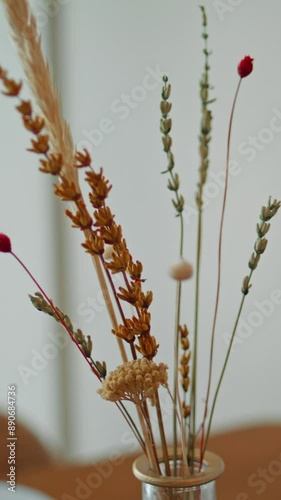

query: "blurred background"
(0, 0), (281, 464)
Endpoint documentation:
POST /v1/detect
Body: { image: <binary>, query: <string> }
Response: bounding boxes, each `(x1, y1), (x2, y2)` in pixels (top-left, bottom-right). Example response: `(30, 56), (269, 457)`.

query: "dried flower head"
(98, 358), (168, 406)
(27, 134), (49, 154)
(16, 100), (32, 116)
(75, 149), (92, 168)
(0, 233), (11, 253)
(136, 334), (159, 359)
(82, 234), (104, 256)
(29, 292), (56, 317)
(238, 56), (254, 78)
(39, 154), (63, 176)
(0, 72), (22, 96)
(169, 259), (193, 281)
(137, 290), (153, 309)
(65, 201), (92, 230)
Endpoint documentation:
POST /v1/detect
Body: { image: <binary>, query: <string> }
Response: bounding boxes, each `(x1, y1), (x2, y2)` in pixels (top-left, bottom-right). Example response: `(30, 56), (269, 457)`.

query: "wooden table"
(4, 426), (281, 499)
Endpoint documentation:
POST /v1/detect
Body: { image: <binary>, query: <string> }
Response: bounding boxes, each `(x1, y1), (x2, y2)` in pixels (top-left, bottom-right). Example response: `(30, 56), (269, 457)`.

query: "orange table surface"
(5, 426), (281, 499)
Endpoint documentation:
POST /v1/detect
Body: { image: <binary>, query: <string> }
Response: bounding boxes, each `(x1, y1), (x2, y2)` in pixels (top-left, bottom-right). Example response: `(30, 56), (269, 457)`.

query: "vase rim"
(133, 448), (224, 488)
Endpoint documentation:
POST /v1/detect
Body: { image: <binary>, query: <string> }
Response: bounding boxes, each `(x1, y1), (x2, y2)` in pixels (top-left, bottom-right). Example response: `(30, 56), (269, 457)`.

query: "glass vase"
(133, 449), (224, 500)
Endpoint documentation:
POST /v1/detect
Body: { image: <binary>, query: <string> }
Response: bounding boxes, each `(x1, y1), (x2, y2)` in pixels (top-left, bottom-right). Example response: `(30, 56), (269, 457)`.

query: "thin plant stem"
(173, 280), (181, 473)
(101, 256), (127, 324)
(202, 271), (252, 456)
(117, 402), (146, 453)
(155, 390), (171, 476)
(87, 249), (128, 363)
(11, 251), (102, 381)
(140, 402), (161, 474)
(122, 271), (142, 320)
(167, 388), (189, 475)
(114, 272), (160, 464)
(99, 258), (156, 468)
(99, 257), (138, 362)
(138, 405), (158, 472)
(189, 7), (214, 468)
(130, 342), (138, 360)
(109, 267), (158, 462)
(173, 213), (184, 475)
(199, 78), (242, 467)
(142, 400), (161, 473)
(189, 205), (202, 469)
(176, 386), (189, 476)
(160, 76), (186, 475)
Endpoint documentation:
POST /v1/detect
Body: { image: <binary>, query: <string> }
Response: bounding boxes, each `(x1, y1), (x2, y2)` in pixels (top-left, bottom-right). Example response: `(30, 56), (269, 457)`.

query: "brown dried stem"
(199, 78), (242, 465)
(155, 390), (171, 476)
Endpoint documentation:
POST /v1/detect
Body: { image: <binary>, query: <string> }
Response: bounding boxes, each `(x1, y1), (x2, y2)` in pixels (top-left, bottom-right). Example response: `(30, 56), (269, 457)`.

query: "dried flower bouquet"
(0, 0), (280, 480)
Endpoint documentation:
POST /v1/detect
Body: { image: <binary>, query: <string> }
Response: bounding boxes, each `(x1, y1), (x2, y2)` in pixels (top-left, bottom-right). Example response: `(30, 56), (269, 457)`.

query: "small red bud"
(238, 56), (254, 78)
(0, 233), (12, 253)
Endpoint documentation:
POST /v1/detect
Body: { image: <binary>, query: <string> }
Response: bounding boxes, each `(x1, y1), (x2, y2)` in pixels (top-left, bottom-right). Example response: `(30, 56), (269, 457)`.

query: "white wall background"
(0, 0), (66, 456)
(1, 0), (281, 463)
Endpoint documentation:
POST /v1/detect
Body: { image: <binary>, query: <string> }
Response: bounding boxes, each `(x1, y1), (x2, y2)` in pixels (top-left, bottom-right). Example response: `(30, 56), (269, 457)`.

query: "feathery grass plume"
(3, 0), (75, 181)
(202, 197), (281, 459)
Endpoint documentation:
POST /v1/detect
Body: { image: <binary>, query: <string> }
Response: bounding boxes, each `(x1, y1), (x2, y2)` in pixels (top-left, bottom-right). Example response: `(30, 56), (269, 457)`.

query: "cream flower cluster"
(98, 358), (168, 405)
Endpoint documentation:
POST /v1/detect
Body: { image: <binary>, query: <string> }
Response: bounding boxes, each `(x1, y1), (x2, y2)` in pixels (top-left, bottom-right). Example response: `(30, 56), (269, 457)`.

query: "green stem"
(155, 391), (171, 476)
(119, 401), (146, 452)
(173, 214), (184, 474)
(141, 401), (161, 475)
(189, 205), (202, 469)
(189, 8), (213, 468)
(203, 270), (253, 455)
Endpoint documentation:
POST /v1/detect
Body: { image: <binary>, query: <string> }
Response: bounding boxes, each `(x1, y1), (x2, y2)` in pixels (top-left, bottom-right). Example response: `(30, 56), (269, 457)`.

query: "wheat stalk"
(3, 0), (74, 179)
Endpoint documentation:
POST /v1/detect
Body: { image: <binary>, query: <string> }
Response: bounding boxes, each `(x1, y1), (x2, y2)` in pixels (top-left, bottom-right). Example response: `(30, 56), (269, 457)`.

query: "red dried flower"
(0, 233), (12, 253)
(238, 56), (254, 78)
